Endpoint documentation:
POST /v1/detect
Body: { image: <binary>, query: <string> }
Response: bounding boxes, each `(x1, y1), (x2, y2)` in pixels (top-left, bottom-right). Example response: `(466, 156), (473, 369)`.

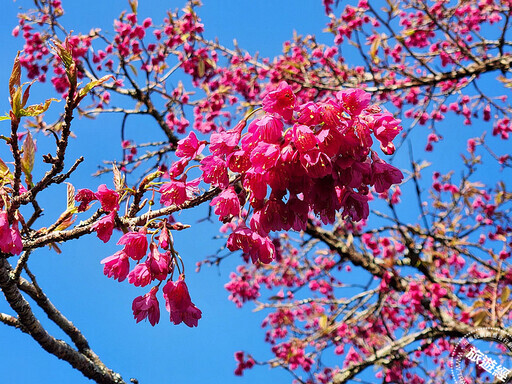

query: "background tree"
(0, 1), (511, 383)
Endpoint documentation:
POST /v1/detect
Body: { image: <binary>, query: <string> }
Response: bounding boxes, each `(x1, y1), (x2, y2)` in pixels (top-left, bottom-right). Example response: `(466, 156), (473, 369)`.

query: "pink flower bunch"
(224, 266), (261, 308)
(132, 286), (160, 326)
(101, 225), (201, 327)
(234, 351), (255, 376)
(167, 81), (403, 265)
(163, 275), (202, 327)
(13, 10), (91, 92)
(271, 341), (314, 371)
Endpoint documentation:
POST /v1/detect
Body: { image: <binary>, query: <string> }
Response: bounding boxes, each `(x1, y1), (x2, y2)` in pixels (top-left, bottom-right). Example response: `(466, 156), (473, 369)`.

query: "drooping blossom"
(146, 244), (170, 281)
(158, 225), (171, 249)
(7, 222), (23, 256)
(227, 225), (275, 264)
(209, 123), (244, 157)
(74, 188), (97, 212)
(0, 211), (23, 256)
(127, 263), (152, 287)
(117, 229), (148, 260)
(371, 155), (404, 193)
(227, 150), (251, 173)
(132, 286), (160, 326)
(340, 188), (370, 221)
(0, 211), (12, 252)
(249, 115), (283, 144)
(252, 198), (289, 234)
(249, 142), (280, 173)
(91, 211), (116, 243)
(95, 184), (120, 212)
(167, 158), (188, 179)
(336, 89), (371, 117)
(210, 186), (240, 222)
(163, 275), (202, 327)
(101, 250), (130, 282)
(293, 124), (319, 153)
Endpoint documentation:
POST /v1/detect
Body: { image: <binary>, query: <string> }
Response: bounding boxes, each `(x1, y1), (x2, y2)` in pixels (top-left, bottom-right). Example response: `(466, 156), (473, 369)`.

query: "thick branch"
(331, 326), (462, 384)
(17, 275), (102, 365)
(0, 258), (125, 384)
(305, 222), (407, 291)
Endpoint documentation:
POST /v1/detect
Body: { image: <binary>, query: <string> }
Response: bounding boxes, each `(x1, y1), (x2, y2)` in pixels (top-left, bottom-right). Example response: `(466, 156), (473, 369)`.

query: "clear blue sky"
(0, 1), (509, 384)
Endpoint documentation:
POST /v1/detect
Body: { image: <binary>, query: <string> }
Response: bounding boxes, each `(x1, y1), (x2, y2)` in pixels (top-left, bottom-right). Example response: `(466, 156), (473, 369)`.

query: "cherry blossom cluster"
(13, 1), (91, 94)
(107, 226), (202, 327)
(165, 81), (403, 266)
(74, 184), (201, 327)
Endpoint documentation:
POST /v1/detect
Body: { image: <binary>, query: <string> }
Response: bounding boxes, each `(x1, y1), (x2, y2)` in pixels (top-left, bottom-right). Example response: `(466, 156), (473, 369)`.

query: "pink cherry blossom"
(91, 211), (116, 243)
(227, 226), (275, 264)
(127, 263), (152, 287)
(146, 244), (170, 281)
(371, 156), (404, 193)
(163, 276), (202, 327)
(74, 188), (97, 212)
(0, 211), (12, 252)
(175, 131), (205, 159)
(158, 225), (171, 249)
(262, 81), (296, 120)
(159, 176), (200, 206)
(95, 184), (119, 212)
(340, 188), (369, 221)
(371, 113), (402, 155)
(210, 186), (241, 222)
(200, 155), (229, 188)
(7, 222), (23, 256)
(132, 286), (160, 326)
(117, 229), (148, 261)
(209, 123), (244, 157)
(249, 115), (283, 144)
(249, 142), (280, 173)
(101, 251), (130, 282)
(336, 89), (371, 117)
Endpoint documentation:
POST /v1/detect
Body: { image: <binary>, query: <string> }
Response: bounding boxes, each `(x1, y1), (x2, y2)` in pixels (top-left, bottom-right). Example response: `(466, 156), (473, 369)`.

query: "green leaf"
(51, 38), (74, 69)
(78, 75), (114, 98)
(0, 158), (9, 174)
(128, 63), (138, 77)
(370, 34), (381, 64)
(21, 81), (35, 108)
(20, 98), (59, 117)
(12, 87), (23, 116)
(0, 158), (12, 182)
(54, 211), (76, 231)
(21, 131), (35, 187)
(197, 58), (206, 78)
(319, 315), (328, 330)
(0, 115), (10, 121)
(472, 310), (488, 326)
(502, 287), (511, 303)
(9, 52), (21, 101)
